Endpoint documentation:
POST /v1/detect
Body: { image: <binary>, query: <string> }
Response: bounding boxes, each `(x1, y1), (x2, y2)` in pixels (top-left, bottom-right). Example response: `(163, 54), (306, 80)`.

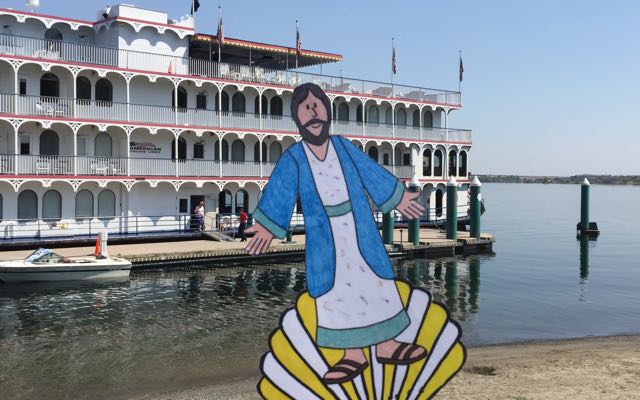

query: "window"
(95, 78), (113, 103)
(44, 28), (63, 52)
(412, 110), (420, 127)
(253, 142), (267, 162)
(434, 150), (443, 177)
(42, 190), (62, 220)
(385, 107), (392, 125)
(0, 193), (3, 221)
(215, 91), (229, 111)
(18, 190), (38, 220)
(219, 190), (232, 214)
(402, 153), (411, 166)
(19, 134), (30, 155)
(423, 149), (432, 176)
(383, 153), (390, 166)
(196, 92), (207, 109)
(40, 73), (60, 98)
(172, 87), (187, 109)
(235, 190), (248, 213)
(39, 130), (59, 156)
(448, 150), (457, 176)
(254, 96), (268, 114)
(171, 138), (187, 161)
(231, 140), (245, 161)
(459, 152), (468, 176)
(193, 142), (204, 159)
(94, 132), (112, 157)
(423, 111), (433, 128)
(215, 140), (229, 161)
(367, 147), (378, 162)
(77, 136), (87, 157)
(368, 107), (379, 124)
(75, 190), (94, 218)
(178, 198), (188, 214)
(269, 142), (282, 163)
(270, 96), (283, 116)
(232, 92), (246, 113)
(19, 79), (26, 95)
(356, 105), (363, 122)
(76, 77), (91, 100)
(97, 190), (116, 218)
(397, 108), (407, 126)
(338, 103), (349, 121)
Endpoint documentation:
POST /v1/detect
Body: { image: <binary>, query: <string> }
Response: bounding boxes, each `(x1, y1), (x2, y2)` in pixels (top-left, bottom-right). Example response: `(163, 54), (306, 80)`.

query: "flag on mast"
(296, 20), (302, 56)
(190, 0), (200, 14)
(217, 6), (225, 48)
(459, 51), (464, 82)
(392, 38), (397, 75)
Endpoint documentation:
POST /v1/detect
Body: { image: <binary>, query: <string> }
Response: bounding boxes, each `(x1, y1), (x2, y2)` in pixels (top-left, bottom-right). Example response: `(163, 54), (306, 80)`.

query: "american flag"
(296, 20), (302, 56)
(392, 39), (397, 75)
(217, 7), (224, 48)
(459, 52), (464, 82)
(191, 0), (200, 14)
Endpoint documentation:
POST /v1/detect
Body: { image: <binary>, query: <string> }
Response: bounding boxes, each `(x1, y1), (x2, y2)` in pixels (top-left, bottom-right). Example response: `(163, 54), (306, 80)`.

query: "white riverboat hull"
(0, 257), (132, 283)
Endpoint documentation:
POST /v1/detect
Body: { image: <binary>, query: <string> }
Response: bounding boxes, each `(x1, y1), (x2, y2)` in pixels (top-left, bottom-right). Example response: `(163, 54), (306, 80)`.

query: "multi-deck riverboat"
(0, 4), (472, 243)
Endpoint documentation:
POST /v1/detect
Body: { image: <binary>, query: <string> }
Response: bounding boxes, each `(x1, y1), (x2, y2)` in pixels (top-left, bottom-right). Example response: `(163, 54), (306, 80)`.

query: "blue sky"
(5, 0), (639, 175)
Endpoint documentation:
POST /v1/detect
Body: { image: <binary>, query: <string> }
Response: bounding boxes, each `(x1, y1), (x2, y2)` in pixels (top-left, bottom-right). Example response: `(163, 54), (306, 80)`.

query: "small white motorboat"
(0, 248), (132, 283)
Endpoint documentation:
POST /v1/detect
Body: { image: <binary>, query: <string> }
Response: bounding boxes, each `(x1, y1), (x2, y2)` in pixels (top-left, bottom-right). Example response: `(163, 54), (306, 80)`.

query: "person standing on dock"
(194, 201), (205, 232)
(238, 208), (248, 242)
(246, 83), (429, 384)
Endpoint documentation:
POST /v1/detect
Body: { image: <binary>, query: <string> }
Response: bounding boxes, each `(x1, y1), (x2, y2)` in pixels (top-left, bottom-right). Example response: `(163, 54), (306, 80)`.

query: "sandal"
(376, 342), (428, 365)
(323, 358), (369, 385)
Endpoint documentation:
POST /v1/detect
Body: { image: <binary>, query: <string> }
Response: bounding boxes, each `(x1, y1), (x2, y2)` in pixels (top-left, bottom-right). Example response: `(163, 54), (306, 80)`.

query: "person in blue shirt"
(246, 83), (427, 384)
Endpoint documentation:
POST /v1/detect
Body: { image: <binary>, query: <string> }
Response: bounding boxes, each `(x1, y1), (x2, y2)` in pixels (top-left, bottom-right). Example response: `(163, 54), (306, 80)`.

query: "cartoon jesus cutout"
(247, 83), (430, 385)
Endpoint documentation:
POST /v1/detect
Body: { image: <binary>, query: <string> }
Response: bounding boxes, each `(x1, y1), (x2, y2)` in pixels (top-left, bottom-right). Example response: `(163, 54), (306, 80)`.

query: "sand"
(129, 335), (640, 400)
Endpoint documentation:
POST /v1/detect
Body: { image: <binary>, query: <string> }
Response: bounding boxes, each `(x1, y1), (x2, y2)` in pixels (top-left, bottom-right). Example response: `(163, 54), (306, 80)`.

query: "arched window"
(356, 105), (363, 122)
(98, 189), (116, 218)
(338, 103), (349, 121)
(40, 73), (59, 98)
(40, 129), (59, 156)
(215, 91), (229, 111)
(332, 103), (336, 120)
(448, 150), (457, 176)
(235, 189), (248, 213)
(368, 106), (379, 124)
(95, 78), (113, 103)
(423, 149), (432, 176)
(215, 140), (229, 161)
(18, 190), (38, 220)
(385, 107), (392, 125)
(435, 189), (443, 217)
(412, 110), (420, 127)
(231, 140), (245, 161)
(193, 142), (204, 159)
(253, 142), (267, 162)
(44, 28), (62, 52)
(269, 142), (282, 163)
(423, 110), (433, 128)
(396, 108), (407, 126)
(0, 193), (3, 221)
(434, 149), (443, 177)
(383, 153), (390, 165)
(172, 87), (187, 109)
(75, 190), (94, 218)
(171, 137), (187, 160)
(459, 151), (468, 177)
(367, 147), (378, 162)
(42, 190), (62, 220)
(270, 96), (283, 116)
(76, 76), (91, 101)
(219, 190), (232, 214)
(254, 96), (268, 114)
(232, 92), (246, 113)
(95, 132), (112, 157)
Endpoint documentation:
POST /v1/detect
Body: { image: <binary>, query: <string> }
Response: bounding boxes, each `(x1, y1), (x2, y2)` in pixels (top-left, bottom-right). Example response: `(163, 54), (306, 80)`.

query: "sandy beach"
(129, 335), (640, 400)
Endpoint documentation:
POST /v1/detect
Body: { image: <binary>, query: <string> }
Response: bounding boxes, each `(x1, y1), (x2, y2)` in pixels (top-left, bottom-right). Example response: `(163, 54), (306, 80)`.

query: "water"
(1, 183), (639, 399)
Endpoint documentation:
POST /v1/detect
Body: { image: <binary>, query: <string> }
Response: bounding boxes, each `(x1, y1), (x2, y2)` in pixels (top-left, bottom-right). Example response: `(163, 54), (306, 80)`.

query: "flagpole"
(391, 37), (394, 87)
(218, 6), (222, 63)
(458, 50), (461, 93)
(295, 20), (299, 70)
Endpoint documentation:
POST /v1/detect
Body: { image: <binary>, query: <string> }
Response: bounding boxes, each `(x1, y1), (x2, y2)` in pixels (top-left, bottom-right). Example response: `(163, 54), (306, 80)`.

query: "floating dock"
(0, 229), (494, 269)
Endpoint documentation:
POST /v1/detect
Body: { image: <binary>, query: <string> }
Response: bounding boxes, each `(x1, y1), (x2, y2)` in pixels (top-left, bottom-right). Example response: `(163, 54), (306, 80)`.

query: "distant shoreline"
(476, 174), (640, 185)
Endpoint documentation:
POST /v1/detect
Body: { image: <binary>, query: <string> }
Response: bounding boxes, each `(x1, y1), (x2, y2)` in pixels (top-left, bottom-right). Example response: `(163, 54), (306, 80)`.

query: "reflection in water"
(0, 258), (485, 400)
(579, 236), (591, 281)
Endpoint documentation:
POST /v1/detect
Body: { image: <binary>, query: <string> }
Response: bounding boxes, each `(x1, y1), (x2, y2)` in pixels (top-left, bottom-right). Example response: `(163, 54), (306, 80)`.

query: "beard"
(297, 118), (331, 145)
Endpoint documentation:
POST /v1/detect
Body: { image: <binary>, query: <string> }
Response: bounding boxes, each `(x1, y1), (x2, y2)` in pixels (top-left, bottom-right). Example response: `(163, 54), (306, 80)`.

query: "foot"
(376, 339), (427, 365)
(323, 349), (368, 384)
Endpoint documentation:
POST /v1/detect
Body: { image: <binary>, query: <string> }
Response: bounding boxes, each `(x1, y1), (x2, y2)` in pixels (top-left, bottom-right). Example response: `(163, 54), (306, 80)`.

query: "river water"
(1, 183), (639, 399)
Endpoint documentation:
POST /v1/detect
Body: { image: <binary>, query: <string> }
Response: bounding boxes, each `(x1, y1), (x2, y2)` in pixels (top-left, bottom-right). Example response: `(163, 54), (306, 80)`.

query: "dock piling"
(577, 177), (599, 238)
(470, 176), (482, 239)
(383, 212), (394, 245)
(446, 177), (458, 240)
(408, 177), (421, 245)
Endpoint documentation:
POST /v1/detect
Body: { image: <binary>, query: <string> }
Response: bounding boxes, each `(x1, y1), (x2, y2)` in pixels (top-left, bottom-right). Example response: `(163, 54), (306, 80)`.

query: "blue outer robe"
(253, 135), (405, 298)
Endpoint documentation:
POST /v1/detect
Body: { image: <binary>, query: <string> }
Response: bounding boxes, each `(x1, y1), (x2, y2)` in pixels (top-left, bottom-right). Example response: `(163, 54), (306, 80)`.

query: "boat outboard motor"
(96, 231), (109, 259)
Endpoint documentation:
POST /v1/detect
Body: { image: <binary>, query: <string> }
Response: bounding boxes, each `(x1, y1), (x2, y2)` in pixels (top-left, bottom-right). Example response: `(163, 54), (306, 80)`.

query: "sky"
(4, 0), (640, 175)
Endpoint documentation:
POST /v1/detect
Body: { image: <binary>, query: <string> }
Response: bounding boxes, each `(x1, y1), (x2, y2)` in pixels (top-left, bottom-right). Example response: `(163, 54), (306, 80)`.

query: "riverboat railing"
(0, 155), (420, 179)
(0, 33), (461, 106)
(0, 93), (472, 143)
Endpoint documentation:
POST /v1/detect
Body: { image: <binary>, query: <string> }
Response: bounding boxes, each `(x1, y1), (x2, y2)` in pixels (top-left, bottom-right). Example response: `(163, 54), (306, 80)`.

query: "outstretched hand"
(245, 223), (275, 255)
(396, 190), (426, 220)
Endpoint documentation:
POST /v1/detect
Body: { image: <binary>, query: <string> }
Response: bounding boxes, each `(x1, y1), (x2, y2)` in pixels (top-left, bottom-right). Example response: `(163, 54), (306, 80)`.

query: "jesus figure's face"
(295, 92), (330, 145)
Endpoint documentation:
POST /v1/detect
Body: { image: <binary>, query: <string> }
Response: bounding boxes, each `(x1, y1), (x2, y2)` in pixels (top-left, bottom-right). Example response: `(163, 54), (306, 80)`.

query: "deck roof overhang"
(190, 33), (342, 69)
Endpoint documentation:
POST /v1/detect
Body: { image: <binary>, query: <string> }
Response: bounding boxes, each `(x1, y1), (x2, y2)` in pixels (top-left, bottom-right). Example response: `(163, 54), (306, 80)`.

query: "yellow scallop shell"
(258, 280), (466, 399)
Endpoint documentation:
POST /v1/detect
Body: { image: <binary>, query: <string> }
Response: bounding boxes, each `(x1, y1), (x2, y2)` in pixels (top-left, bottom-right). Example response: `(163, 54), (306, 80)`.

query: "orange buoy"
(94, 236), (101, 257)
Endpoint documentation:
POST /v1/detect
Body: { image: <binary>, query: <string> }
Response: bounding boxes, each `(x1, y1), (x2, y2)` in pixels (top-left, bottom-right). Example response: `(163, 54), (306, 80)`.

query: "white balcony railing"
(384, 165), (416, 179)
(0, 33), (461, 106)
(0, 93), (472, 143)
